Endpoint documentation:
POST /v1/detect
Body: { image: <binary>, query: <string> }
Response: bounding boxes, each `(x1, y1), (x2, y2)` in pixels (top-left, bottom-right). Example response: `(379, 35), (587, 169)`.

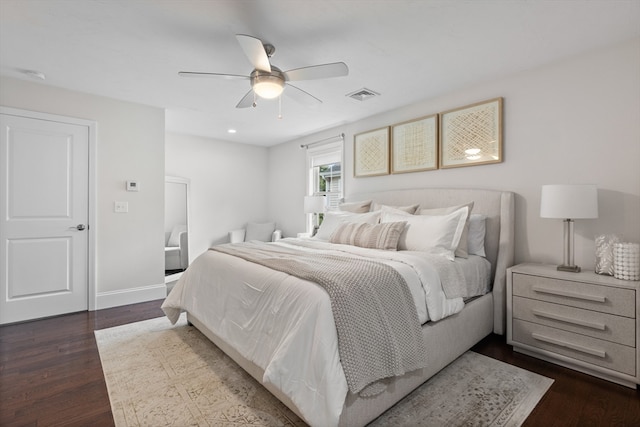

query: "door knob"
(76, 224), (86, 231)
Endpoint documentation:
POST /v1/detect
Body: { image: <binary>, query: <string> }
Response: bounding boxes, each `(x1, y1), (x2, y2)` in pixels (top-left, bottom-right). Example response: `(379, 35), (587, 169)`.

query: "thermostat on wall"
(126, 180), (139, 192)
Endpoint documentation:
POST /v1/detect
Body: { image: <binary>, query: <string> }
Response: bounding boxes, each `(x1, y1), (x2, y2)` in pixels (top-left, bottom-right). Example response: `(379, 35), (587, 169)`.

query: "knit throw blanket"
(210, 242), (429, 396)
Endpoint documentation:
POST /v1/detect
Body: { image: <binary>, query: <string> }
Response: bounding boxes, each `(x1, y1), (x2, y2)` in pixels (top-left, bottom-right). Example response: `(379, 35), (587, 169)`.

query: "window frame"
(306, 140), (343, 233)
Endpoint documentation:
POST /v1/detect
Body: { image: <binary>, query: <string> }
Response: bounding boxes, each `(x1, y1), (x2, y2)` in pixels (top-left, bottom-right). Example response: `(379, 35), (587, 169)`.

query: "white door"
(0, 113), (89, 324)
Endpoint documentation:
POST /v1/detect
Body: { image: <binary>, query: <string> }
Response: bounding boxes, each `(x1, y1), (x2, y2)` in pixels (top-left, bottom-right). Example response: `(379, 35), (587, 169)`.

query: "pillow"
(329, 221), (407, 251)
(371, 203), (420, 214)
(418, 202), (474, 258)
(338, 200), (372, 213)
(245, 222), (276, 242)
(380, 206), (412, 222)
(468, 214), (487, 257)
(314, 211), (381, 241)
(383, 207), (469, 261)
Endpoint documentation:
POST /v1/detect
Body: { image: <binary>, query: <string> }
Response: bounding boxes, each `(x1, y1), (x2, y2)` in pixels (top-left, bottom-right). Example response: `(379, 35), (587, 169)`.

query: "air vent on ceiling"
(346, 88), (380, 101)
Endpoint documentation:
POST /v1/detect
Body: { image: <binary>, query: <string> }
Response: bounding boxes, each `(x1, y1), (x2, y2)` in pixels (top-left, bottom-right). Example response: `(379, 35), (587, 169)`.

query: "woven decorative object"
(439, 98), (502, 168)
(595, 234), (621, 276)
(443, 104), (499, 162)
(358, 136), (387, 171)
(613, 242), (640, 281)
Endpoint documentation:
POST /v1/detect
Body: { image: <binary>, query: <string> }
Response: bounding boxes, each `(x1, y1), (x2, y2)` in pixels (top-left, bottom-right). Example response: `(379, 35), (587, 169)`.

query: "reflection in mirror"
(164, 176), (190, 284)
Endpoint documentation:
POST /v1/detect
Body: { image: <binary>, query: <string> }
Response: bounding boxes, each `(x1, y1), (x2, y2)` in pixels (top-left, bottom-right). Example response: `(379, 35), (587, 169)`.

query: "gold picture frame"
(391, 114), (438, 174)
(354, 127), (390, 177)
(439, 97), (503, 168)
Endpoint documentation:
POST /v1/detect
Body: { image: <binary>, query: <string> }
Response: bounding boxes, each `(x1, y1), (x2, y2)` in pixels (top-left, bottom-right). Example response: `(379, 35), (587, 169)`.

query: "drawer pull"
(532, 286), (606, 303)
(532, 332), (606, 358)
(531, 309), (606, 331)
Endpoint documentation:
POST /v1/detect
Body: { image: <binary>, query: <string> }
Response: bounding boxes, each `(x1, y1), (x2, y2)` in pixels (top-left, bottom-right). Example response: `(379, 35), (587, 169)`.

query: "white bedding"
(162, 238), (491, 427)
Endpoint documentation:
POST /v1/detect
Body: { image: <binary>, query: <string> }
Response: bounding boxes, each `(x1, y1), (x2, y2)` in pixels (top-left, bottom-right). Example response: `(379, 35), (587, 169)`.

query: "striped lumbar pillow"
(329, 221), (407, 250)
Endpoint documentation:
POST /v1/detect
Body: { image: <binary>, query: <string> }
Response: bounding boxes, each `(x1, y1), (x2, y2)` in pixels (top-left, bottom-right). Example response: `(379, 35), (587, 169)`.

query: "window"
(306, 140), (343, 231)
(313, 163), (341, 209)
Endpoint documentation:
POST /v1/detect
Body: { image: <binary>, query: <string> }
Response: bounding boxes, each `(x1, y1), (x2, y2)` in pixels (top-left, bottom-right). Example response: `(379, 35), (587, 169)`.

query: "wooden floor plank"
(1, 300), (638, 426)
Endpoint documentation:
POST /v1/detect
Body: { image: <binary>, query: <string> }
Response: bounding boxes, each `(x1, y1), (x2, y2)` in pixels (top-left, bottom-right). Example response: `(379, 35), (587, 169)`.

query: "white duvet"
(162, 238), (490, 427)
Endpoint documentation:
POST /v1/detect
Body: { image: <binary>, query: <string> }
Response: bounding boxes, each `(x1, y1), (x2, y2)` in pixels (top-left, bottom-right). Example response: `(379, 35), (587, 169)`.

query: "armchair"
(229, 221), (282, 243)
(165, 224), (188, 271)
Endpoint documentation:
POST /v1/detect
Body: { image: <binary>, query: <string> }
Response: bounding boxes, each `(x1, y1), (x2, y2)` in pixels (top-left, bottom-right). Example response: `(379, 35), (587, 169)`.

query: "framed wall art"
(439, 97), (503, 168)
(354, 127), (390, 177)
(391, 114), (438, 174)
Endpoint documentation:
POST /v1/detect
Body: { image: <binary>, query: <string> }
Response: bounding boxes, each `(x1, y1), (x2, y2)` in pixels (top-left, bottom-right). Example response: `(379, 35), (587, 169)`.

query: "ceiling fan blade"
(236, 90), (256, 108)
(284, 83), (322, 106)
(284, 62), (348, 81)
(236, 34), (271, 72)
(178, 71), (248, 80)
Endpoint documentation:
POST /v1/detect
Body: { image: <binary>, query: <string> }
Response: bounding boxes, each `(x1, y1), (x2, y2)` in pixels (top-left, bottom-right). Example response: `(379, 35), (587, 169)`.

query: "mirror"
(164, 176), (190, 283)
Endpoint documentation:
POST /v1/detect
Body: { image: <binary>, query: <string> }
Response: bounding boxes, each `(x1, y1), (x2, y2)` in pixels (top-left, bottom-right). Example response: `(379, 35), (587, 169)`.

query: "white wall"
(165, 132), (269, 259)
(0, 76), (166, 307)
(268, 38), (640, 271)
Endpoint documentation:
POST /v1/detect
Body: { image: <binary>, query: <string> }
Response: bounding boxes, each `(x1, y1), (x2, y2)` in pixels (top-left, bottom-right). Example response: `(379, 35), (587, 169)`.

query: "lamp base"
(557, 264), (581, 273)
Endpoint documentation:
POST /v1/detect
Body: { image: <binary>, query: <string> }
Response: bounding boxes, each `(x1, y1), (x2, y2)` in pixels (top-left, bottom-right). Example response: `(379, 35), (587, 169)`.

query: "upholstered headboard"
(345, 188), (515, 334)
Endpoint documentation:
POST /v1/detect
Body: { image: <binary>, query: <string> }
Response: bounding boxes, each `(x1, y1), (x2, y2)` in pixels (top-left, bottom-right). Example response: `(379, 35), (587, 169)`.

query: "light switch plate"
(114, 201), (128, 213)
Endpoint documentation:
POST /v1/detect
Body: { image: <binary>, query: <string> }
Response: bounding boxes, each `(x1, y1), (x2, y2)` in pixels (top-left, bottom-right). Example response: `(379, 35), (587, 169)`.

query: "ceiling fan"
(179, 34), (349, 108)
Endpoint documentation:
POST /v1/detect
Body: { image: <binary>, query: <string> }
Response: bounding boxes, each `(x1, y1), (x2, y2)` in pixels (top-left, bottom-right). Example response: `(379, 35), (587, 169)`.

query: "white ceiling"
(1, 0), (639, 146)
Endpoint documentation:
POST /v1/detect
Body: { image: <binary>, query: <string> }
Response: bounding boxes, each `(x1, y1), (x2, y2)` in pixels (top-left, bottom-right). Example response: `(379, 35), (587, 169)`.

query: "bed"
(162, 188), (515, 426)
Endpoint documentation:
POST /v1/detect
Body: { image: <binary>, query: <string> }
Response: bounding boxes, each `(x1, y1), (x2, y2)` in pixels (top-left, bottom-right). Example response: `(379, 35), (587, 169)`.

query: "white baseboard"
(164, 271), (184, 283)
(95, 283), (166, 310)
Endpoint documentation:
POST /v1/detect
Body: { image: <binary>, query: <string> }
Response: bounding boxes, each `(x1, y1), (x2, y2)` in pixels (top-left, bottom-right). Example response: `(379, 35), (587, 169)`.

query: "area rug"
(95, 315), (553, 427)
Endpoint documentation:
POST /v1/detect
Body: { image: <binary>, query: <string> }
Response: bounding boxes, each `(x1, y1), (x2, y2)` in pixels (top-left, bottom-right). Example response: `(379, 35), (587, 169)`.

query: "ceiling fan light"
(253, 75), (284, 99)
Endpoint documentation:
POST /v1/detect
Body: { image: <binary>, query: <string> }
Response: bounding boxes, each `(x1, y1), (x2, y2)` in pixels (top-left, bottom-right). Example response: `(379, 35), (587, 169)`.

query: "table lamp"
(540, 184), (598, 272)
(304, 195), (326, 236)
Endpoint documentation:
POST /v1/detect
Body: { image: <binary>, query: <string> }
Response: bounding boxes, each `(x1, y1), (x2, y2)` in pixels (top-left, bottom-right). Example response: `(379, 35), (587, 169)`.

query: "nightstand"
(507, 263), (639, 388)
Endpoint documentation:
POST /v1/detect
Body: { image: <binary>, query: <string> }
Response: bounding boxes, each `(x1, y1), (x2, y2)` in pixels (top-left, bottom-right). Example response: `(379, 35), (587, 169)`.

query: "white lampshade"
(304, 195), (326, 214)
(540, 184), (598, 219)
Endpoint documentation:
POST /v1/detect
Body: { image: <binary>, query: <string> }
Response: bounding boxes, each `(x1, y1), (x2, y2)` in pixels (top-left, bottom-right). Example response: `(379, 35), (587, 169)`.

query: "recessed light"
(227, 129), (237, 134)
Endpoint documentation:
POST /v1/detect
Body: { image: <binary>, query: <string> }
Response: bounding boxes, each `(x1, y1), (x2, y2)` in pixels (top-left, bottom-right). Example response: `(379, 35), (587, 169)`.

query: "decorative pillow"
(329, 221), (407, 251)
(371, 203), (420, 214)
(468, 214), (487, 257)
(383, 207), (469, 260)
(314, 211), (380, 241)
(245, 222), (276, 242)
(418, 202), (474, 258)
(338, 200), (372, 213)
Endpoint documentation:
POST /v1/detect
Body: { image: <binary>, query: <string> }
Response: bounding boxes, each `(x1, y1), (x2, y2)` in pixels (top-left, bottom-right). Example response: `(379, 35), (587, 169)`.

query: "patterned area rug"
(95, 315), (553, 427)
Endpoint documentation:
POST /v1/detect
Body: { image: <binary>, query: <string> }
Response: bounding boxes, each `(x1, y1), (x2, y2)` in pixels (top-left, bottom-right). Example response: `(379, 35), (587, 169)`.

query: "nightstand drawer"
(513, 273), (636, 317)
(513, 319), (636, 376)
(513, 296), (636, 346)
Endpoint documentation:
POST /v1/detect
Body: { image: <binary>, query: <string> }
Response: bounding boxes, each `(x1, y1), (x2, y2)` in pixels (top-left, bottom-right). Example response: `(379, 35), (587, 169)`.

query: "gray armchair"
(165, 224), (188, 270)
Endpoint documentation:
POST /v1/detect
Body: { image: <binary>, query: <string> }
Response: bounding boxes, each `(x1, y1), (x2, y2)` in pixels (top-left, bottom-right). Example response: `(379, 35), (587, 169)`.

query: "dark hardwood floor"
(0, 300), (164, 427)
(1, 299), (639, 426)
